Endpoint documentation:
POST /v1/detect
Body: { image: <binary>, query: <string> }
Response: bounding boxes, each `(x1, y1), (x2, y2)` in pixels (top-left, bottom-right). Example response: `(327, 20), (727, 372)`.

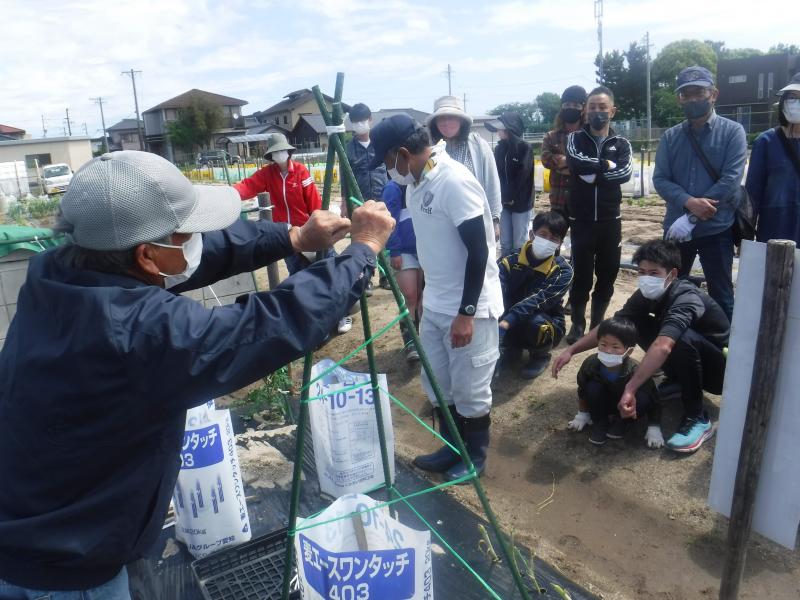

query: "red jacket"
(234, 161), (321, 226)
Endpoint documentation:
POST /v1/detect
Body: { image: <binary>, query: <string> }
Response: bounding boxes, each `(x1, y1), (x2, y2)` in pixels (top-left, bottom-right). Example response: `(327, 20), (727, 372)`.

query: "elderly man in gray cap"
(0, 151), (394, 598)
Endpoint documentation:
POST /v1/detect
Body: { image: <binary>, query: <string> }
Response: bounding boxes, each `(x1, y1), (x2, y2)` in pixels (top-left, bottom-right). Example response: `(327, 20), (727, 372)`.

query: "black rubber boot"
(589, 299), (610, 330)
(413, 405), (464, 473)
(446, 412), (491, 482)
(565, 302), (586, 345)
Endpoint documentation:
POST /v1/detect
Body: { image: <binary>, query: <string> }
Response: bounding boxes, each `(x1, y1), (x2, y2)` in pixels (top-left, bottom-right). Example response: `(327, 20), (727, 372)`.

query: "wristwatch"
(687, 214), (699, 224)
(459, 305), (476, 316)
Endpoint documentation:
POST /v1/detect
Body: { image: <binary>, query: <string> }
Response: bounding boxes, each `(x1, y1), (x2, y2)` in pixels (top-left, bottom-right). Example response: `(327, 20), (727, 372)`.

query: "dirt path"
(283, 198), (799, 600)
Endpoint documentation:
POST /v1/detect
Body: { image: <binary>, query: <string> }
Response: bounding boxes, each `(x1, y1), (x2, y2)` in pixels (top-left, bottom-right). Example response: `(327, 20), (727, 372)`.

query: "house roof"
(0, 124), (25, 135)
(107, 119), (143, 131)
(255, 89), (352, 118)
(370, 108), (430, 126)
(297, 114), (328, 134)
(143, 89), (248, 113)
(246, 123), (290, 135)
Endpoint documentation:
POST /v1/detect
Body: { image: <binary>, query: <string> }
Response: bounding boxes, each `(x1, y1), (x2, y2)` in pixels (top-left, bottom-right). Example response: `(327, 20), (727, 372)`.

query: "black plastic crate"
(191, 528), (299, 600)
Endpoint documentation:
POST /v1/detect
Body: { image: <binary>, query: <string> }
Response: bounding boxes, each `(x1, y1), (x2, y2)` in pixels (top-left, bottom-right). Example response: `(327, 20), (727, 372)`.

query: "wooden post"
(257, 192), (281, 291)
(639, 148), (645, 197)
(719, 239), (796, 600)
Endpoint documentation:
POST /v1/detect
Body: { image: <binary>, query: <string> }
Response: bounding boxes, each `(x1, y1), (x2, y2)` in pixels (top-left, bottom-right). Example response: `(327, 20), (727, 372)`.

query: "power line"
(121, 69), (145, 150)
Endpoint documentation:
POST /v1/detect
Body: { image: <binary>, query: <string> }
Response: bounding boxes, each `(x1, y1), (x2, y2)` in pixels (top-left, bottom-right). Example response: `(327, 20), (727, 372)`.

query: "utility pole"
(64, 108), (73, 136)
(463, 92), (468, 112)
(595, 0), (604, 83)
(645, 31), (653, 148)
(122, 68), (145, 150)
(444, 64), (453, 96)
(41, 115), (47, 138)
(91, 96), (109, 153)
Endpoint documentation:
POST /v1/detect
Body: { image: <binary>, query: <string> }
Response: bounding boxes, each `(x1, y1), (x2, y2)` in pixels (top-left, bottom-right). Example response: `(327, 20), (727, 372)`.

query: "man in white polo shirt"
(369, 114), (503, 481)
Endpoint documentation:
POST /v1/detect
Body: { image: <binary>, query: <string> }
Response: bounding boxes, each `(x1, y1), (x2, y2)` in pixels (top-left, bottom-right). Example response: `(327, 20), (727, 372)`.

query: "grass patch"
(233, 367), (292, 424)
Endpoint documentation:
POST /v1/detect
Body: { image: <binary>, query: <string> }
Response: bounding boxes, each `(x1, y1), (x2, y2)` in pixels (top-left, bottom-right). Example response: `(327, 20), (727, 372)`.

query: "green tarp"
(0, 225), (61, 259)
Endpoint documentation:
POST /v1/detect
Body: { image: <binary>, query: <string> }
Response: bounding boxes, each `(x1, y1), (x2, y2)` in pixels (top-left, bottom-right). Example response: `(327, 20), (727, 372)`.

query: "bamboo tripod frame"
(280, 72), (532, 600)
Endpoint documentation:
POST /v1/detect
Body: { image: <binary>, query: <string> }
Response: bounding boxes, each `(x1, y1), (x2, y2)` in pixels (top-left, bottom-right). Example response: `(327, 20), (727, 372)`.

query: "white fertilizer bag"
(173, 401), (251, 558)
(309, 359), (395, 498)
(295, 494), (434, 600)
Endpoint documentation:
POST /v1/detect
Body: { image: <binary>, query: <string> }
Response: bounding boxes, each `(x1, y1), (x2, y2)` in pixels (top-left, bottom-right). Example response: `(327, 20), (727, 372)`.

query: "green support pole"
(312, 83), (533, 600)
(281, 354), (313, 600)
(319, 73), (344, 211)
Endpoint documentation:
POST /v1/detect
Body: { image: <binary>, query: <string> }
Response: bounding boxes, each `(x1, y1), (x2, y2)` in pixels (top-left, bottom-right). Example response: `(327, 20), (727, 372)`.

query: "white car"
(42, 163), (73, 195)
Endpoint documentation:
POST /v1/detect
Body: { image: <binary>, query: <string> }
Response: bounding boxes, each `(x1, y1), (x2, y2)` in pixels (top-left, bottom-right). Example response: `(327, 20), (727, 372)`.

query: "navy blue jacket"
(341, 138), (387, 206)
(383, 181), (416, 257)
(498, 242), (573, 327)
(746, 127), (800, 244)
(0, 219), (375, 590)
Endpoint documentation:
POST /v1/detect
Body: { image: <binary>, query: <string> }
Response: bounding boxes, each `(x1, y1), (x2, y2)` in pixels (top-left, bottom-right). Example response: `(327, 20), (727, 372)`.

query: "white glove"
(645, 425), (665, 449)
(606, 160), (617, 170)
(568, 411), (593, 432)
(579, 174), (597, 184)
(665, 213), (696, 243)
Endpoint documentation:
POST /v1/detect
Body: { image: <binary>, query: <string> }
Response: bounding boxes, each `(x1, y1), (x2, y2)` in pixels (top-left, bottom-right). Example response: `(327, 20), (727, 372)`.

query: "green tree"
(704, 40), (763, 61)
(535, 92), (562, 125)
(652, 39), (717, 88)
(769, 43), (800, 54)
(652, 87), (684, 128)
(166, 98), (225, 154)
(488, 102), (538, 131)
(595, 49), (626, 91)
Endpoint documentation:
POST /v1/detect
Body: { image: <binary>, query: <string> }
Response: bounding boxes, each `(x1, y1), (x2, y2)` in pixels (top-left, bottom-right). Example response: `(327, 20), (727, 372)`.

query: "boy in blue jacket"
(497, 211), (573, 379)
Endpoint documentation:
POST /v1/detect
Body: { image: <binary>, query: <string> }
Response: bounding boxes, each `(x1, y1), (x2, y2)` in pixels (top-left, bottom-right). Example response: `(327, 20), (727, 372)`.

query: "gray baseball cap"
(60, 151), (242, 250)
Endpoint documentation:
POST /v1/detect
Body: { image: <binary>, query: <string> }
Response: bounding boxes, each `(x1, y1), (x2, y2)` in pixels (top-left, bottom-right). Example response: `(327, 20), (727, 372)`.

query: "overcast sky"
(1, 0), (796, 138)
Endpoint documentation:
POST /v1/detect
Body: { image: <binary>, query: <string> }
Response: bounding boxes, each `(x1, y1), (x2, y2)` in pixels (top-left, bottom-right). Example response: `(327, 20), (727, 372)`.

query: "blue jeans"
(0, 568), (130, 600)
(678, 228), (734, 322)
(499, 208), (532, 258)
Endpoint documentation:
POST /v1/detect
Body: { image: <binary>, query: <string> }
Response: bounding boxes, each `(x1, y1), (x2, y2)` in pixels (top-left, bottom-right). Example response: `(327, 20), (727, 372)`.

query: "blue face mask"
(682, 99), (712, 120)
(151, 233), (203, 288)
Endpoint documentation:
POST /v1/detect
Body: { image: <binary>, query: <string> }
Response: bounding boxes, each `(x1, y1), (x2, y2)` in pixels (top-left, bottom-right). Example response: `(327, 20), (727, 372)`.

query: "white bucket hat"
(426, 95), (473, 127)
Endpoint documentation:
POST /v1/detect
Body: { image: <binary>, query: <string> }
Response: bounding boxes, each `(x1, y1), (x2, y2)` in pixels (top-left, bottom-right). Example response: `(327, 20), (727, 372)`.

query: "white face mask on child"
(597, 350), (626, 367)
(532, 236), (560, 259)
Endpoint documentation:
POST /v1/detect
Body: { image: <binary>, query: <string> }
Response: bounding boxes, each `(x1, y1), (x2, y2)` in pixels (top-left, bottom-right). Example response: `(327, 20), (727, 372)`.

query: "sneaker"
(606, 417), (630, 440)
(364, 281), (374, 298)
(405, 342), (420, 363)
(520, 352), (551, 380)
(589, 420), (608, 445)
(666, 414), (715, 453)
(337, 316), (353, 334)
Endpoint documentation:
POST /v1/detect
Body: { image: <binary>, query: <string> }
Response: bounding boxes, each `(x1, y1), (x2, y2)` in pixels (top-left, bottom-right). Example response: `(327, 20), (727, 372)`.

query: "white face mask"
(352, 120), (370, 135)
(388, 153), (415, 186)
(638, 275), (669, 300)
(598, 350), (626, 368)
(152, 232), (203, 289)
(531, 236), (559, 259)
(271, 150), (290, 165)
(783, 98), (800, 124)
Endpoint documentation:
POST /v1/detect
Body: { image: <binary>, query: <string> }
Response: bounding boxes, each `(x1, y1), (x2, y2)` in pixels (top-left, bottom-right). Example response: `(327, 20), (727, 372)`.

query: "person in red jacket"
(235, 134), (352, 333)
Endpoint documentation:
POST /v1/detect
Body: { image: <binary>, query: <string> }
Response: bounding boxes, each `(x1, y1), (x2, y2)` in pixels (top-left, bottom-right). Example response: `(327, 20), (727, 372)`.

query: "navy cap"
(676, 66), (715, 91)
(367, 114), (418, 170)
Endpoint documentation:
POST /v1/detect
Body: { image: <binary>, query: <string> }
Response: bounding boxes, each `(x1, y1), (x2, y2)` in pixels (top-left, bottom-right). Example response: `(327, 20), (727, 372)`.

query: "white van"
(42, 163), (73, 195)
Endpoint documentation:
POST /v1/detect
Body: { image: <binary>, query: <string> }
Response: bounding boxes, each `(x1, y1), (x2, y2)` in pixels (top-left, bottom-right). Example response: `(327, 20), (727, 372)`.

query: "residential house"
(717, 53), (800, 134)
(292, 114), (329, 152)
(0, 125), (27, 141)
(107, 119), (144, 151)
(142, 89), (248, 163)
(369, 108), (430, 127)
(253, 89), (349, 130)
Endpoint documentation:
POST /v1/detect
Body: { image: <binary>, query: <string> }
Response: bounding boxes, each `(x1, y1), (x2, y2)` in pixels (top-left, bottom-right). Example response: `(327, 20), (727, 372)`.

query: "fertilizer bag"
(295, 493), (434, 600)
(173, 401), (251, 558)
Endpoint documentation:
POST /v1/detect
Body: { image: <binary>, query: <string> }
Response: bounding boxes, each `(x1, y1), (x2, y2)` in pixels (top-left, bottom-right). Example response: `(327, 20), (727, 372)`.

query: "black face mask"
(682, 99), (712, 120)
(588, 111), (610, 131)
(560, 108), (582, 124)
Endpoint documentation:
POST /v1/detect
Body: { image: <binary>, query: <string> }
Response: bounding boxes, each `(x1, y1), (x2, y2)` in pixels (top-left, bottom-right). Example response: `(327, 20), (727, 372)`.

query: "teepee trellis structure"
(280, 72), (533, 600)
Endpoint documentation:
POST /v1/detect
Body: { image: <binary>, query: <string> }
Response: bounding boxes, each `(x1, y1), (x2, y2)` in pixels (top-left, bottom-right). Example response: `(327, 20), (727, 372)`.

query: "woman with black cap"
(541, 85), (587, 220)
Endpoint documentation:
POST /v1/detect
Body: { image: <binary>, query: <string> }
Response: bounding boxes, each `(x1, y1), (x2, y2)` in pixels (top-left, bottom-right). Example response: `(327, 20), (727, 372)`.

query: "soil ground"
(249, 194), (799, 600)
